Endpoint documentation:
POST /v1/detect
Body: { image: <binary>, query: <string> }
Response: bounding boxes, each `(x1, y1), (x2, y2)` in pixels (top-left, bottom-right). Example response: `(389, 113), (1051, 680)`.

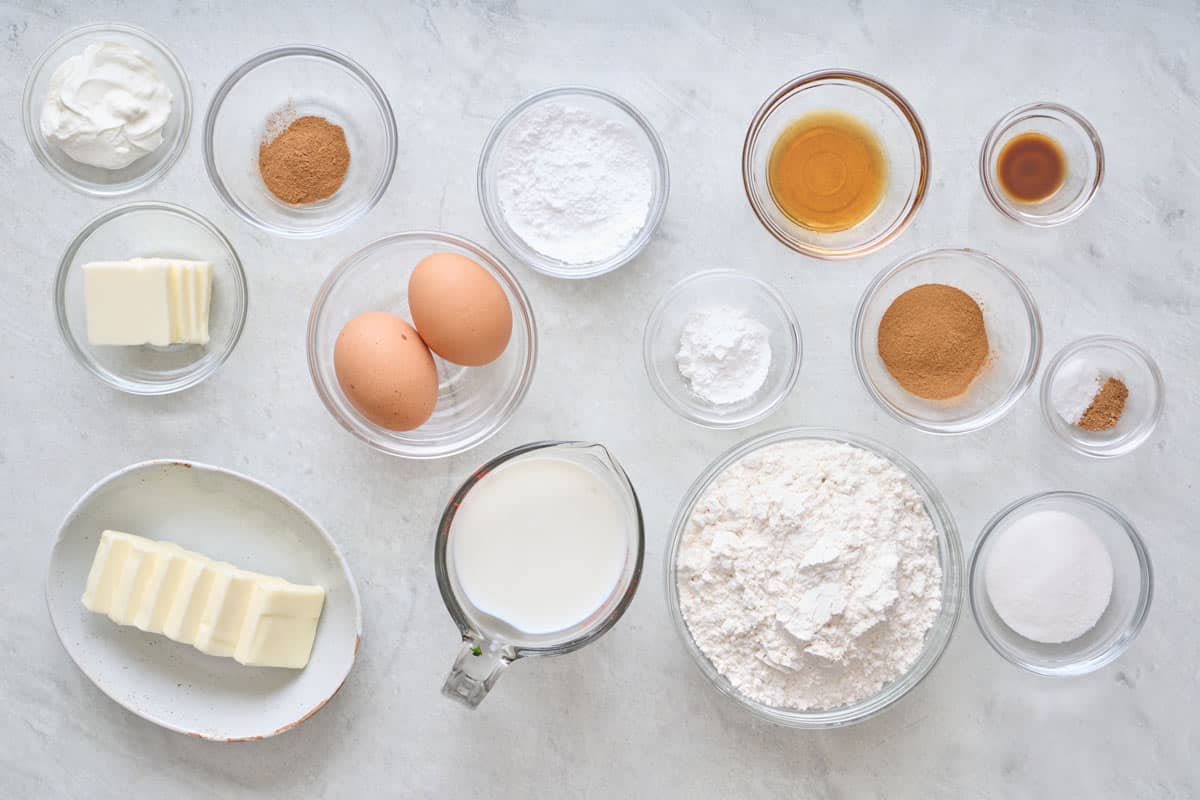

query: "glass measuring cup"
(435, 441), (644, 707)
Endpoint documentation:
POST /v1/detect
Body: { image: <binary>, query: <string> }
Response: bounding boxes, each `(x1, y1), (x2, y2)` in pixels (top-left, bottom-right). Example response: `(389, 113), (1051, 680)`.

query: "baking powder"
(675, 306), (771, 405)
(677, 439), (943, 711)
(495, 103), (654, 264)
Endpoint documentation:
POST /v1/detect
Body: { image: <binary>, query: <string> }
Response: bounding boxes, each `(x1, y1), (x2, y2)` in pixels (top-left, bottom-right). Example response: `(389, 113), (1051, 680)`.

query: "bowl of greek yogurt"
(23, 23), (191, 196)
(666, 428), (963, 728)
(477, 86), (670, 279)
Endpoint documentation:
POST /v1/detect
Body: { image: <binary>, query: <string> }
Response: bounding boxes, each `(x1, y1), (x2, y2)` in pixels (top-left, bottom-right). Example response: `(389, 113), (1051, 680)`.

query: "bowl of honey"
(742, 70), (930, 260)
(979, 102), (1104, 227)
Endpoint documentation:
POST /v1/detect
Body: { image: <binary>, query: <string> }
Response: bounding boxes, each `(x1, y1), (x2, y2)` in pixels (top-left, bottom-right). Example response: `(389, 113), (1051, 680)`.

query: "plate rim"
(44, 458), (364, 741)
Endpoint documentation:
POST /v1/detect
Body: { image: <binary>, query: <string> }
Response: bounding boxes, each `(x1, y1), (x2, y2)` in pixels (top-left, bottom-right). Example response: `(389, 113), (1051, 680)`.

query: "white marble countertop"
(2, 1), (1196, 797)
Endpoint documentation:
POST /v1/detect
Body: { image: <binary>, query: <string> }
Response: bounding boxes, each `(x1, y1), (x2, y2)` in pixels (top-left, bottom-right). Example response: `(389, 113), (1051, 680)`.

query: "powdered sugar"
(677, 439), (943, 711)
(495, 102), (654, 264)
(675, 306), (772, 405)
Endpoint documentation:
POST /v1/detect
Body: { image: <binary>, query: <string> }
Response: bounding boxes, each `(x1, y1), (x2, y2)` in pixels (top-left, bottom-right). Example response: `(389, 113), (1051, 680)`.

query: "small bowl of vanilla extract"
(980, 102), (1104, 227)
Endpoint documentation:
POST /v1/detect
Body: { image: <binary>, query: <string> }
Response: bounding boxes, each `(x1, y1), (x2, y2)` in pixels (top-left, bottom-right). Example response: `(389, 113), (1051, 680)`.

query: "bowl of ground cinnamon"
(853, 248), (1042, 434)
(203, 45), (396, 238)
(1039, 336), (1164, 458)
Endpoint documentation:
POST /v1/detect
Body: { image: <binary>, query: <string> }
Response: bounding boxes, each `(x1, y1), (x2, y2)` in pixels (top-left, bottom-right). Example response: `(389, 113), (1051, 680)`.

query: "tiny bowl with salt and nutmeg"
(203, 45), (397, 239)
(853, 248), (1043, 435)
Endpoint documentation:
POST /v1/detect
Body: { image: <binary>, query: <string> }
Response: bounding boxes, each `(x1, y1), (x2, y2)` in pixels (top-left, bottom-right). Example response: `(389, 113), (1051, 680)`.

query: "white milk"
(450, 453), (628, 636)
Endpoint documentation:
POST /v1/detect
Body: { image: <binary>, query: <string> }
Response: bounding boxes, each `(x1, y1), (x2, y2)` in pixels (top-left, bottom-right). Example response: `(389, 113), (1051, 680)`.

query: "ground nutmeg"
(877, 283), (989, 400)
(258, 115), (350, 205)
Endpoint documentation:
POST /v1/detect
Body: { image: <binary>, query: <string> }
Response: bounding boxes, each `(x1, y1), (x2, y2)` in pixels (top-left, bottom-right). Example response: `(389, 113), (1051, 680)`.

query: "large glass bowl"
(665, 427), (963, 728)
(55, 202), (247, 395)
(742, 70), (929, 259)
(204, 45), (397, 239)
(23, 23), (192, 196)
(853, 248), (1042, 435)
(307, 231), (536, 459)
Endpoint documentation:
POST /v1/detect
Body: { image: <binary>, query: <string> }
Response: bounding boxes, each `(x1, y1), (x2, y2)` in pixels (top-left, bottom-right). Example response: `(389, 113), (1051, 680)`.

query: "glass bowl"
(22, 23), (192, 196)
(55, 202), (247, 395)
(477, 85), (670, 279)
(852, 248), (1042, 435)
(203, 45), (397, 239)
(742, 70), (929, 260)
(307, 231), (537, 459)
(1040, 336), (1163, 458)
(642, 270), (801, 428)
(969, 491), (1152, 676)
(980, 102), (1103, 227)
(666, 427), (963, 728)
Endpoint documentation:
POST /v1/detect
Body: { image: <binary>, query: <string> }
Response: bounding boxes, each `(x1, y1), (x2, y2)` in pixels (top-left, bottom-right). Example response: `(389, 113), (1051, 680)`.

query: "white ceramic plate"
(46, 460), (362, 741)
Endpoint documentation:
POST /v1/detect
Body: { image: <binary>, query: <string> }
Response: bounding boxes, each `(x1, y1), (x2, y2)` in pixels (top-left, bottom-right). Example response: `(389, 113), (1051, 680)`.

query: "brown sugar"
(1078, 377), (1128, 432)
(877, 284), (989, 400)
(258, 115), (350, 205)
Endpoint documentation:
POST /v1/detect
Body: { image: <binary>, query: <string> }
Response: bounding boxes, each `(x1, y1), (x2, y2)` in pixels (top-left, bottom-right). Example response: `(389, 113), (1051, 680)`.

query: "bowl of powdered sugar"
(667, 428), (963, 727)
(477, 86), (669, 278)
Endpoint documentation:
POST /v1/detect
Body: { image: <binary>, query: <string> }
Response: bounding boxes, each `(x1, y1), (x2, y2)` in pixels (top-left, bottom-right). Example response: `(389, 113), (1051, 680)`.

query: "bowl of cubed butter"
(55, 201), (248, 395)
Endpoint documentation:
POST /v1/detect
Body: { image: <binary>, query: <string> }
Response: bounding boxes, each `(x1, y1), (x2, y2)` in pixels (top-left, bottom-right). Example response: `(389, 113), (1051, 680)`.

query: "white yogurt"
(450, 453), (628, 636)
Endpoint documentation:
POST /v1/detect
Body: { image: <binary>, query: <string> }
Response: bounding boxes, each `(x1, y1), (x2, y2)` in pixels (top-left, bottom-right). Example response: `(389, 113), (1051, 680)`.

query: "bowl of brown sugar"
(203, 45), (397, 239)
(852, 248), (1043, 435)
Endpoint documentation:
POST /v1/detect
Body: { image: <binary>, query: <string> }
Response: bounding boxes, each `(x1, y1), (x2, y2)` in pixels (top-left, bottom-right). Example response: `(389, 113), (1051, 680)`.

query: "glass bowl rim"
(851, 246), (1044, 435)
(641, 268), (803, 429)
(305, 229), (538, 460)
(476, 84), (671, 279)
(1038, 335), (1164, 459)
(978, 101), (1105, 228)
(741, 68), (930, 260)
(664, 426), (964, 728)
(22, 22), (193, 198)
(202, 43), (398, 240)
(53, 200), (248, 396)
(967, 490), (1153, 676)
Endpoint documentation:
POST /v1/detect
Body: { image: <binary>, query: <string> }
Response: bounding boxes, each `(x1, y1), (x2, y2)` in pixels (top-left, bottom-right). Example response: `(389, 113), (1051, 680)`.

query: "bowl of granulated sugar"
(477, 86), (670, 279)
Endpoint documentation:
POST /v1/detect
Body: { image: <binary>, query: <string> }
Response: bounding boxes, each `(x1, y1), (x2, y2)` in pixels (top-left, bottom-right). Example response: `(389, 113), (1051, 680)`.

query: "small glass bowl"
(969, 492), (1152, 676)
(204, 45), (397, 239)
(666, 427), (963, 728)
(477, 86), (670, 279)
(643, 270), (801, 428)
(1040, 336), (1164, 458)
(980, 102), (1104, 227)
(55, 202), (247, 395)
(307, 231), (537, 459)
(22, 23), (192, 196)
(742, 70), (929, 260)
(853, 248), (1042, 435)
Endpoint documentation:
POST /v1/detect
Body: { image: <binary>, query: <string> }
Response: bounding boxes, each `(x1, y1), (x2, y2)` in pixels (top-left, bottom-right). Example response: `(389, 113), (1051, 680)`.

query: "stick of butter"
(81, 530), (325, 669)
(83, 258), (213, 347)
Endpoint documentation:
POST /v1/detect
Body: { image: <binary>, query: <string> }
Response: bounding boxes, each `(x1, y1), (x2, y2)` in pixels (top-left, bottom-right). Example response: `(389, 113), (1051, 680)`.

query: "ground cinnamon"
(877, 283), (989, 400)
(1078, 377), (1128, 431)
(258, 115), (350, 205)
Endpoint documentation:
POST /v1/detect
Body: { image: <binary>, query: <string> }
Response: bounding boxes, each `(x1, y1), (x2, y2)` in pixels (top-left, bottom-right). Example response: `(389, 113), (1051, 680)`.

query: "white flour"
(495, 103), (654, 264)
(677, 439), (943, 711)
(675, 306), (771, 405)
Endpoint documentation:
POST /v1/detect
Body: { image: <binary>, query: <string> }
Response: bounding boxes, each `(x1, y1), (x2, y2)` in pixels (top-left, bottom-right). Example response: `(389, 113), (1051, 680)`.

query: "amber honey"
(767, 111), (888, 232)
(997, 132), (1066, 203)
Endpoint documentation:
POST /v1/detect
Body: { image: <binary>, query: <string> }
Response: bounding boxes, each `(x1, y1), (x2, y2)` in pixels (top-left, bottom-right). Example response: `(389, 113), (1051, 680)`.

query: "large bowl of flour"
(666, 427), (963, 728)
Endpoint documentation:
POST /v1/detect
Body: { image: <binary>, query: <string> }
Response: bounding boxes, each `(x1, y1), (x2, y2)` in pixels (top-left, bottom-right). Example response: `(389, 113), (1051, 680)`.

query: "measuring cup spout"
(442, 637), (510, 708)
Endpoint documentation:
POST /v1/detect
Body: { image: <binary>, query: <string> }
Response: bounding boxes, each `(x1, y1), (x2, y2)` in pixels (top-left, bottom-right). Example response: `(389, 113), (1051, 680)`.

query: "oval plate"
(46, 460), (362, 741)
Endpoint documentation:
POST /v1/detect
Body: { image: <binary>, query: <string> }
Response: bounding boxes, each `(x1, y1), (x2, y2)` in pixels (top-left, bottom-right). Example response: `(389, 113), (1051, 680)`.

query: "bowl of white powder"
(667, 428), (963, 727)
(643, 270), (802, 429)
(477, 86), (669, 279)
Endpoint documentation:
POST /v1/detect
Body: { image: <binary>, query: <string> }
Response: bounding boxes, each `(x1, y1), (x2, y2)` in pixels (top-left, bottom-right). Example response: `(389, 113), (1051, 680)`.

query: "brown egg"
(334, 311), (438, 431)
(408, 252), (513, 366)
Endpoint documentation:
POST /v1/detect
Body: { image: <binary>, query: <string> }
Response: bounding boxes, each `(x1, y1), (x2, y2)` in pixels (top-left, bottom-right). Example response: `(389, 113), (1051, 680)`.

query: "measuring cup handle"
(441, 638), (509, 708)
